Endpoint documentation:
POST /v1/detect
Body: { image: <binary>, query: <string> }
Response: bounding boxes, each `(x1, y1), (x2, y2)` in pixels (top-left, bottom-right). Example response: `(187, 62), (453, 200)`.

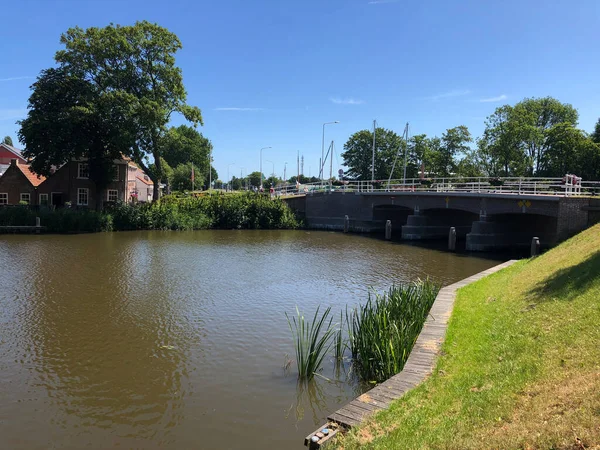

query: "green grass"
(347, 282), (439, 384)
(337, 224), (600, 450)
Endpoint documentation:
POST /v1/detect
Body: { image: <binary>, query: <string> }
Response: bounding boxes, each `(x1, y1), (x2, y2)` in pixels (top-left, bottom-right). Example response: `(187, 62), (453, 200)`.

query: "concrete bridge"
(283, 190), (600, 251)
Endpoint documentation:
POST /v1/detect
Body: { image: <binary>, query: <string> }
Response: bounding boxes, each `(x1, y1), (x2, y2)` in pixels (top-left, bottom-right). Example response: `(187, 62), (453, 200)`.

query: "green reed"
(347, 280), (439, 383)
(286, 306), (337, 381)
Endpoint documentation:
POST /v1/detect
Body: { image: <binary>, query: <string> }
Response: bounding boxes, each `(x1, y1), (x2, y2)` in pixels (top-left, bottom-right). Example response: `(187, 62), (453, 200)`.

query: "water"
(0, 230), (501, 449)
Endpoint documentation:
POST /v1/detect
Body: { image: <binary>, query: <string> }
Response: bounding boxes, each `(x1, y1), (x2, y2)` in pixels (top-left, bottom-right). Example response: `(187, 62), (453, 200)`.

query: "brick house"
(0, 159), (45, 205)
(36, 159), (131, 209)
(0, 143), (28, 177)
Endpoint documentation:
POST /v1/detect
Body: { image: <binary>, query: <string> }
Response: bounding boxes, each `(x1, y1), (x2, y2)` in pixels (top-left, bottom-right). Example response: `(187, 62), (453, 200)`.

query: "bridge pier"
(401, 209), (472, 241)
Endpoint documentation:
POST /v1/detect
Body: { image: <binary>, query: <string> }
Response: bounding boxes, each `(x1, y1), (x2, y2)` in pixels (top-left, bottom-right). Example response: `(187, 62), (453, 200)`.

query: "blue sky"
(1, 0), (599, 181)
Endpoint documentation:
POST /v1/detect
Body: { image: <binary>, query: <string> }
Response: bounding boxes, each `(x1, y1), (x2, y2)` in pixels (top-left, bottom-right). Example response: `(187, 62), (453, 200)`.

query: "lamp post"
(260, 146), (272, 188)
(283, 162), (287, 183)
(227, 163), (235, 191)
(240, 167), (245, 190)
(321, 121), (339, 182)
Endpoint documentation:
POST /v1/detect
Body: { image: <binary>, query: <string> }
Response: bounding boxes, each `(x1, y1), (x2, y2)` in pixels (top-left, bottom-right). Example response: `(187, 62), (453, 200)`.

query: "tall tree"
(19, 67), (127, 208)
(160, 125), (213, 181)
(52, 21), (202, 200)
(341, 127), (404, 180)
(171, 162), (204, 191)
(1, 136), (13, 146)
(592, 118), (600, 144)
(542, 123), (600, 178)
(438, 126), (472, 177)
(246, 171), (264, 189)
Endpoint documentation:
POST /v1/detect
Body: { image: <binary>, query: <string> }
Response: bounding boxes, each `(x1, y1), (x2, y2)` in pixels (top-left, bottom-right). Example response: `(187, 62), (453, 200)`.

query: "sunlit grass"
(337, 224), (600, 449)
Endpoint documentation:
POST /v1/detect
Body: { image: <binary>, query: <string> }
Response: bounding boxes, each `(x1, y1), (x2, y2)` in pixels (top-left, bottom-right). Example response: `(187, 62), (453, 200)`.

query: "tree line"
(341, 97), (600, 181)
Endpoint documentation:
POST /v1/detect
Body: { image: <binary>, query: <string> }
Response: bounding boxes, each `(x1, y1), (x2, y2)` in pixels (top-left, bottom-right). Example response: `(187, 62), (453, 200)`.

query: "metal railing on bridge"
(275, 175), (600, 198)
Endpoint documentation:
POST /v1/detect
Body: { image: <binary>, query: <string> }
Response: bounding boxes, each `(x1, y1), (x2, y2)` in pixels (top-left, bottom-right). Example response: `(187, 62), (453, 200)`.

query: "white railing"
(275, 175), (600, 198)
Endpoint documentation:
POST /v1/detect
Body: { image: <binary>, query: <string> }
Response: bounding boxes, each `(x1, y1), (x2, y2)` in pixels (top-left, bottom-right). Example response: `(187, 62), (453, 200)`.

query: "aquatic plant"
(347, 281), (439, 383)
(286, 305), (337, 381)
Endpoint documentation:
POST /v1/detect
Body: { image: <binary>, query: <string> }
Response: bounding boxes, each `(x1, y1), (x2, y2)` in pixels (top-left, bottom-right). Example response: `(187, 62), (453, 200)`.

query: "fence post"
(448, 227), (456, 251)
(385, 220), (392, 240)
(35, 216), (41, 234)
(343, 215), (350, 233)
(531, 237), (540, 257)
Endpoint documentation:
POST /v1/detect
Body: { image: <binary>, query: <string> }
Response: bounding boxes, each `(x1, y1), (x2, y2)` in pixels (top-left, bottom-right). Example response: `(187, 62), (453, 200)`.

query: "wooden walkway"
(306, 260), (517, 447)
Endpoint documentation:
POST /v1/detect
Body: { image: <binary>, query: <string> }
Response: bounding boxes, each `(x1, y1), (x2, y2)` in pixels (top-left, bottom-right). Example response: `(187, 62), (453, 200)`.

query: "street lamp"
(260, 146), (272, 188)
(227, 163), (235, 191)
(321, 121), (339, 181)
(283, 162), (287, 182)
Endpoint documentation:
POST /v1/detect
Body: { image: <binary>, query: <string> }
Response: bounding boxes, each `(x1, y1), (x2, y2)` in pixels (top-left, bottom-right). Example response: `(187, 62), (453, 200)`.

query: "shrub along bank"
(0, 193), (300, 233)
(337, 224), (600, 449)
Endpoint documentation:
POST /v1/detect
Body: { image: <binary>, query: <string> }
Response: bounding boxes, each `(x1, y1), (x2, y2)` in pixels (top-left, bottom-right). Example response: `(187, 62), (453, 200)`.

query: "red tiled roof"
(136, 175), (153, 186)
(18, 164), (45, 186)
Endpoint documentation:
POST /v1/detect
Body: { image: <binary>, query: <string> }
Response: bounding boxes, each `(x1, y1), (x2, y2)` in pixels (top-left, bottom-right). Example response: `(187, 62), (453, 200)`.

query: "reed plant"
(286, 306), (337, 381)
(347, 281), (439, 383)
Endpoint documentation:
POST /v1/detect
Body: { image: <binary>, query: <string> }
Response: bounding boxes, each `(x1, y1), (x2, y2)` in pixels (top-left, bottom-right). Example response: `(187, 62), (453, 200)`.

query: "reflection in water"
(0, 230), (501, 449)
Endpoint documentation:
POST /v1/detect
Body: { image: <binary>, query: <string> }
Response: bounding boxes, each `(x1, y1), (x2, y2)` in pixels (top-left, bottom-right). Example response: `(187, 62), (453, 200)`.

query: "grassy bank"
(337, 224), (600, 449)
(0, 193), (300, 233)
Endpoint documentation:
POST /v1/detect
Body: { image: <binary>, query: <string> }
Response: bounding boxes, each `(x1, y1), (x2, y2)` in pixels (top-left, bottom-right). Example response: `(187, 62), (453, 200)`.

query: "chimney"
(10, 159), (17, 166)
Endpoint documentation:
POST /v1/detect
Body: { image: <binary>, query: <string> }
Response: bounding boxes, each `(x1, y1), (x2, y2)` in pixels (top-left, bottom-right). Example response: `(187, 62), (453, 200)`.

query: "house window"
(39, 193), (49, 205)
(112, 165), (119, 181)
(0, 193), (7, 205)
(78, 163), (89, 179)
(77, 188), (89, 206)
(20, 193), (30, 204)
(107, 189), (118, 202)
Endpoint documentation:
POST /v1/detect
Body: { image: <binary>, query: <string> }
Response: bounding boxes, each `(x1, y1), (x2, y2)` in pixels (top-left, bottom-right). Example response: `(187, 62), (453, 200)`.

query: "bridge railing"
(276, 176), (600, 198)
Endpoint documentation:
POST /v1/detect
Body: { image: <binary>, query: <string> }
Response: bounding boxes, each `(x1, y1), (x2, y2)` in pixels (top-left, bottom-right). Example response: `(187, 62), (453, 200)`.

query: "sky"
(1, 0), (599, 181)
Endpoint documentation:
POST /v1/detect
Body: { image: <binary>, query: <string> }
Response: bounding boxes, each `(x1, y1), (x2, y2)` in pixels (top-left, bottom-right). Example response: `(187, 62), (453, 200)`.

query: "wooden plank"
(339, 403), (377, 419)
(348, 399), (384, 412)
(357, 392), (392, 408)
(327, 412), (361, 428)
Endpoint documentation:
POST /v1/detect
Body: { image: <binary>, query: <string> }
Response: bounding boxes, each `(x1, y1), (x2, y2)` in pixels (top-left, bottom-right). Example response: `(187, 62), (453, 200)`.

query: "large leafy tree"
(341, 128), (404, 180)
(592, 118), (600, 144)
(19, 67), (128, 207)
(171, 162), (204, 192)
(21, 21), (202, 201)
(542, 123), (600, 178)
(2, 136), (12, 146)
(246, 171), (264, 188)
(438, 126), (472, 177)
(161, 125), (212, 180)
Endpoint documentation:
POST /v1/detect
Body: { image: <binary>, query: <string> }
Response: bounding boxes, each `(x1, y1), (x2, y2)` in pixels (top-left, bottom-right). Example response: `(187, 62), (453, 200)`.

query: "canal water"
(0, 231), (501, 449)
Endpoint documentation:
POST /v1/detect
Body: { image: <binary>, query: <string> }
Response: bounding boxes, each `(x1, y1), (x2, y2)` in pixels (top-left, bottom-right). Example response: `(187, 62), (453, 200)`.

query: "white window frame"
(20, 193), (31, 204)
(77, 163), (89, 179)
(77, 188), (89, 206)
(107, 189), (118, 202)
(39, 193), (49, 205)
(0, 193), (7, 205)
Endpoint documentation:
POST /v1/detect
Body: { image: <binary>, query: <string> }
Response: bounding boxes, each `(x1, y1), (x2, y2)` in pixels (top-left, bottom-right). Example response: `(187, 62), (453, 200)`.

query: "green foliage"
(247, 171), (265, 188)
(342, 127), (404, 180)
(161, 125), (213, 187)
(347, 281), (439, 383)
(0, 206), (111, 233)
(22, 21), (203, 201)
(2, 136), (13, 146)
(171, 162), (204, 192)
(286, 306), (337, 381)
(0, 193), (299, 233)
(592, 118), (600, 144)
(439, 126), (472, 177)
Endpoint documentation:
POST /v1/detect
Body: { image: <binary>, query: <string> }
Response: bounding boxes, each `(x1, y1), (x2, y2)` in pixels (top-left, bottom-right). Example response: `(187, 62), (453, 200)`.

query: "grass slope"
(337, 224), (600, 449)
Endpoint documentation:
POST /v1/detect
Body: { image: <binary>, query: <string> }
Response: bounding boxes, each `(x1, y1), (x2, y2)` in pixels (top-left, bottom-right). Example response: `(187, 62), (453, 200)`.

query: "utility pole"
(208, 146), (212, 192)
(301, 155), (304, 176)
(403, 122), (409, 184)
(284, 162), (287, 182)
(329, 140), (334, 180)
(372, 119), (376, 182)
(297, 151), (300, 180)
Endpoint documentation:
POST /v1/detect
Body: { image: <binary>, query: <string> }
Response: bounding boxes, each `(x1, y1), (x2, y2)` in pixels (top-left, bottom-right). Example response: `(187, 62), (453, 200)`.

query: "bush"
(0, 192), (300, 234)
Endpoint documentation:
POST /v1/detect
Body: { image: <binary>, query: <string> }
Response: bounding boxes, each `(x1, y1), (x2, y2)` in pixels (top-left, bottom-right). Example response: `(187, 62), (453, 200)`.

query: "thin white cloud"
(426, 89), (471, 101)
(0, 76), (34, 82)
(0, 108), (27, 121)
(479, 94), (507, 103)
(330, 97), (365, 105)
(368, 0), (399, 4)
(214, 107), (264, 111)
